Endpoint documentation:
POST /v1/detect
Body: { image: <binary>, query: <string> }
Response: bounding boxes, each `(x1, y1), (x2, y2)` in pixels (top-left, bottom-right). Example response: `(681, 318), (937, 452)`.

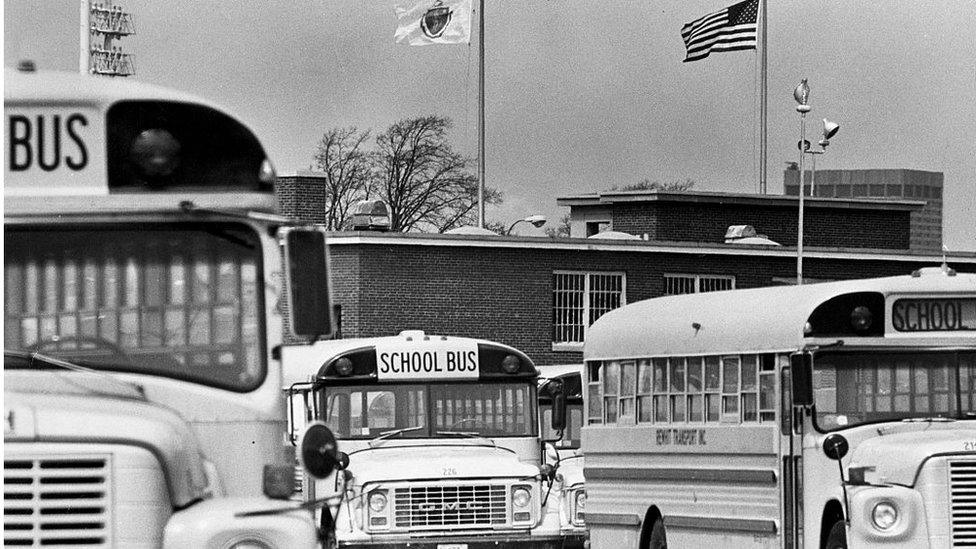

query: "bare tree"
(312, 127), (371, 230)
(371, 115), (501, 232)
(545, 213), (572, 239)
(614, 178), (697, 192)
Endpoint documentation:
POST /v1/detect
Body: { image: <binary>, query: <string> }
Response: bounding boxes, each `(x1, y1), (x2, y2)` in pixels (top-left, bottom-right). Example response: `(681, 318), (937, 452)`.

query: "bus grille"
(951, 459), (976, 547)
(3, 455), (112, 547)
(394, 484), (507, 529)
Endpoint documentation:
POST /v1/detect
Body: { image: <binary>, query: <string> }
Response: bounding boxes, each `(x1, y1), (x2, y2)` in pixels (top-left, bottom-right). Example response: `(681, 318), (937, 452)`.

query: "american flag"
(681, 0), (759, 62)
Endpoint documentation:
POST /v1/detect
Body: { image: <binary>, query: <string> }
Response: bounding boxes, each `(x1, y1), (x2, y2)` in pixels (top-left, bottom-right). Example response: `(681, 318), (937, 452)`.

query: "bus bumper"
(337, 533), (566, 548)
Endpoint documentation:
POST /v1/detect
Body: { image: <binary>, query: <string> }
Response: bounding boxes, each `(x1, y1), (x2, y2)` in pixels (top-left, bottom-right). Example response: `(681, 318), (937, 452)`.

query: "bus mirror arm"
(823, 434), (851, 525)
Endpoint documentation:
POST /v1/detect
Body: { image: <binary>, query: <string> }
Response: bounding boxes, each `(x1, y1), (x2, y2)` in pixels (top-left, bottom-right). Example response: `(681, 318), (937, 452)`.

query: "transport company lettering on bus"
(283, 331), (583, 549)
(581, 268), (975, 549)
(3, 67), (333, 549)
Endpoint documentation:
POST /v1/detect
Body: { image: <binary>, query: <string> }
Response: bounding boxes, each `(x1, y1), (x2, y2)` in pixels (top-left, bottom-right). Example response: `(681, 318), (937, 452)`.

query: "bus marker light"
(850, 306), (874, 333)
(130, 128), (180, 179)
(335, 357), (354, 376)
(502, 354), (520, 374)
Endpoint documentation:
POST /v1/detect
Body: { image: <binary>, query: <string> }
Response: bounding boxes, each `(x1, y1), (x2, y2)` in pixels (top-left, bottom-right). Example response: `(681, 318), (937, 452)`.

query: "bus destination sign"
(890, 298), (976, 333)
(375, 339), (480, 381)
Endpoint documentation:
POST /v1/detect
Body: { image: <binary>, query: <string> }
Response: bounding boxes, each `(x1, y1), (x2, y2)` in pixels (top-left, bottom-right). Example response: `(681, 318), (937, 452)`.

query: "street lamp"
(793, 78), (811, 286)
(507, 214), (547, 235)
(800, 119), (841, 196)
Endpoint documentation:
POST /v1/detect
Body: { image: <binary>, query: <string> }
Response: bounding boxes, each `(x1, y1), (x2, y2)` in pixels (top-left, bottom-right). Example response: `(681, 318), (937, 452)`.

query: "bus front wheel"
(640, 519), (667, 549)
(825, 521), (847, 549)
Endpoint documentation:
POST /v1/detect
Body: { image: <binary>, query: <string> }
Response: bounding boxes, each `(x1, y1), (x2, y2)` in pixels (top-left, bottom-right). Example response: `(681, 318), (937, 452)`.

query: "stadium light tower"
(81, 1), (136, 77)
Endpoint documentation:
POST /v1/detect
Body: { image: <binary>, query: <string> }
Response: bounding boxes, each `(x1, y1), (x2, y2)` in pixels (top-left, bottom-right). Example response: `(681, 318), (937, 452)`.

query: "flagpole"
(759, 0), (768, 194)
(477, 0), (486, 228)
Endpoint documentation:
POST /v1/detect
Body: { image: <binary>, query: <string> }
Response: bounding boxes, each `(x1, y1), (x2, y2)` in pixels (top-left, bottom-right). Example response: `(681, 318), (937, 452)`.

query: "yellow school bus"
(581, 268), (975, 548)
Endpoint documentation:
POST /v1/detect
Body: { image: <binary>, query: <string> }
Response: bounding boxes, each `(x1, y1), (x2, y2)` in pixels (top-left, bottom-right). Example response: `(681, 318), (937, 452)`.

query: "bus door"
(780, 353), (803, 549)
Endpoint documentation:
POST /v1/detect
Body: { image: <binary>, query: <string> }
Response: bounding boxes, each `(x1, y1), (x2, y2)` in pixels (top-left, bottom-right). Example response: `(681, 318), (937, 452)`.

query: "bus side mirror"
(282, 227), (334, 339)
(790, 352), (814, 407)
(301, 422), (346, 479)
(547, 380), (567, 433)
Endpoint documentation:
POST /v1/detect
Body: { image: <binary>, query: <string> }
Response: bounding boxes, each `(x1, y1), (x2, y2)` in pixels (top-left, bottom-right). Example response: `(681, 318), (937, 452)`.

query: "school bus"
(283, 330), (573, 548)
(539, 364), (588, 547)
(4, 66), (335, 547)
(581, 268), (975, 548)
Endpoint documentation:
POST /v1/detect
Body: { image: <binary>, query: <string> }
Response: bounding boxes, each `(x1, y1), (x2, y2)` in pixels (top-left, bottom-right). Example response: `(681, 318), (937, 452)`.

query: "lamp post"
(507, 214), (547, 235)
(804, 119), (840, 196)
(793, 79), (811, 285)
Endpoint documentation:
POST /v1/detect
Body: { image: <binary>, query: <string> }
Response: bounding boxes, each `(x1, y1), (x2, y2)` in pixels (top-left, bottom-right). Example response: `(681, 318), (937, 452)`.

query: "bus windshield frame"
(317, 381), (539, 439)
(812, 349), (976, 432)
(4, 221), (267, 392)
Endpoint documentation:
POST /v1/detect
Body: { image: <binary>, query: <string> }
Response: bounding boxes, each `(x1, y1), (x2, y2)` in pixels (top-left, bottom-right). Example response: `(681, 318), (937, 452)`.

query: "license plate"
(437, 545), (468, 549)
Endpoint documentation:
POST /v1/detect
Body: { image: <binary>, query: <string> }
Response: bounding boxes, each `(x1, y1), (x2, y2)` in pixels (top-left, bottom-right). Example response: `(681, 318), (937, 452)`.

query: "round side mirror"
(301, 421), (343, 479)
(822, 433), (849, 461)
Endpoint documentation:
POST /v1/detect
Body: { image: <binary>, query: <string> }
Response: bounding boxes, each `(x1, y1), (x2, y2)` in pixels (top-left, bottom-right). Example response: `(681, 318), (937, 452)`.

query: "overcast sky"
(6, 1), (975, 249)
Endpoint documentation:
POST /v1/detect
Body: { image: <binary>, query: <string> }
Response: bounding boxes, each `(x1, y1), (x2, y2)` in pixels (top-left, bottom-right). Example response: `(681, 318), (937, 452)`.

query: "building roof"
(556, 189), (924, 211)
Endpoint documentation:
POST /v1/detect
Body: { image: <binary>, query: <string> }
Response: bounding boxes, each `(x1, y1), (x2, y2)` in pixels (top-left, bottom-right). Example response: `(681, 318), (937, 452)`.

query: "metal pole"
(477, 0), (486, 228)
(797, 113), (807, 285)
(759, 0), (768, 194)
(79, 0), (90, 74)
(810, 153), (817, 196)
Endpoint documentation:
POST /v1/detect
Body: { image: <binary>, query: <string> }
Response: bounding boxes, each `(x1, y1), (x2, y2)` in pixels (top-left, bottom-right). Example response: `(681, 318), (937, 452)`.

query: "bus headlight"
(513, 487), (531, 508)
(573, 490), (586, 525)
(872, 501), (898, 530)
(368, 490), (388, 513)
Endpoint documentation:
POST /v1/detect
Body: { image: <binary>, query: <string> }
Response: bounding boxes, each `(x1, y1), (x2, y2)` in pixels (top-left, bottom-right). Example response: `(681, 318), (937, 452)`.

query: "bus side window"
(779, 355), (793, 436)
(587, 362), (603, 424)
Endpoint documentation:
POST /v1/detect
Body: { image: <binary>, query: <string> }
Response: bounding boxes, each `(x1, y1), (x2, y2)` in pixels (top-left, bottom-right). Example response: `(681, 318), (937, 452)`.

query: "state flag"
(395, 0), (472, 46)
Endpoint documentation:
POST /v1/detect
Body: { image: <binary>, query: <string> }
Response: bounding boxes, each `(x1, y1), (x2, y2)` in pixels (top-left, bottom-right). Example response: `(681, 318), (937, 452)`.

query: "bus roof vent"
(398, 330), (427, 341)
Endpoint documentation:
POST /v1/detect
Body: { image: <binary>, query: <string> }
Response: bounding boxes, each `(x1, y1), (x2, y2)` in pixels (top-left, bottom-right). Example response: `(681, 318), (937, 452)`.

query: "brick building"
(322, 232), (974, 366)
(276, 175), (973, 366)
(556, 190), (923, 251)
(783, 168), (944, 252)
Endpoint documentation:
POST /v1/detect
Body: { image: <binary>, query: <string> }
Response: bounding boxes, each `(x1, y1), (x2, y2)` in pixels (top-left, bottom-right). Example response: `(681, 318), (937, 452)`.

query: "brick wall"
(328, 238), (972, 365)
(276, 174), (328, 223)
(611, 201), (911, 249)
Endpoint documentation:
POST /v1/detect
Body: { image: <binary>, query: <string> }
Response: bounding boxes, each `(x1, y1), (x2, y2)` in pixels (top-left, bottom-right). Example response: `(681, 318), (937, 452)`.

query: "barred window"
(552, 271), (625, 345)
(663, 274), (735, 295)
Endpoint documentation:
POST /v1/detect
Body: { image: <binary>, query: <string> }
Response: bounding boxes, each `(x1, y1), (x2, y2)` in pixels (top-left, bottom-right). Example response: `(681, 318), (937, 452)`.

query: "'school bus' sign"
(375, 338), (479, 380)
(891, 298), (976, 333)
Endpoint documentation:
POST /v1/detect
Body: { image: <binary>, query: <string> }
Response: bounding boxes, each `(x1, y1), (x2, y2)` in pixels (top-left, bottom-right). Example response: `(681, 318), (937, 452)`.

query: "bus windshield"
(813, 351), (976, 431)
(4, 223), (265, 391)
(320, 382), (538, 439)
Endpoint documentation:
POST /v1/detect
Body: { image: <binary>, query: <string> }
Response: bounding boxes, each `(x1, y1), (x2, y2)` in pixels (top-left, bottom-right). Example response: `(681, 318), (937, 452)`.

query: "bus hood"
(4, 383), (212, 507)
(344, 444), (541, 484)
(848, 426), (976, 487)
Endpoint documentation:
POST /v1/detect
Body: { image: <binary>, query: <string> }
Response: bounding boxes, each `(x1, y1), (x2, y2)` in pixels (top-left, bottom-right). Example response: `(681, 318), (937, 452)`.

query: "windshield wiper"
(369, 425), (424, 447)
(435, 430), (496, 447)
(18, 351), (146, 400)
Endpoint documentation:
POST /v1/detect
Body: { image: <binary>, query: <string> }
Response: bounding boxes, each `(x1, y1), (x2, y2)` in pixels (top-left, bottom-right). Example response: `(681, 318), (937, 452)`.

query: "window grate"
(663, 274), (735, 295)
(552, 271), (625, 344)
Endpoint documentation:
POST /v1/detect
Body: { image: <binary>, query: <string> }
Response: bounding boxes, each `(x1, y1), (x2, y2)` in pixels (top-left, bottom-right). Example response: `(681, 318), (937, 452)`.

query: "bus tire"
(825, 521), (847, 549)
(639, 513), (667, 549)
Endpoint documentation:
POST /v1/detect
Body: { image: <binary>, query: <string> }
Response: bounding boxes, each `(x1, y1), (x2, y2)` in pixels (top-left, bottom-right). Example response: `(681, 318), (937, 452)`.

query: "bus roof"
(584, 268), (976, 361)
(4, 68), (215, 108)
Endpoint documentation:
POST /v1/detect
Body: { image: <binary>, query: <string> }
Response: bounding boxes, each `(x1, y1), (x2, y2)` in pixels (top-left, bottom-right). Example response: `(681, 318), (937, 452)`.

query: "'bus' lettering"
(7, 114), (90, 172)
(9, 115), (31, 171)
(65, 114), (89, 170)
